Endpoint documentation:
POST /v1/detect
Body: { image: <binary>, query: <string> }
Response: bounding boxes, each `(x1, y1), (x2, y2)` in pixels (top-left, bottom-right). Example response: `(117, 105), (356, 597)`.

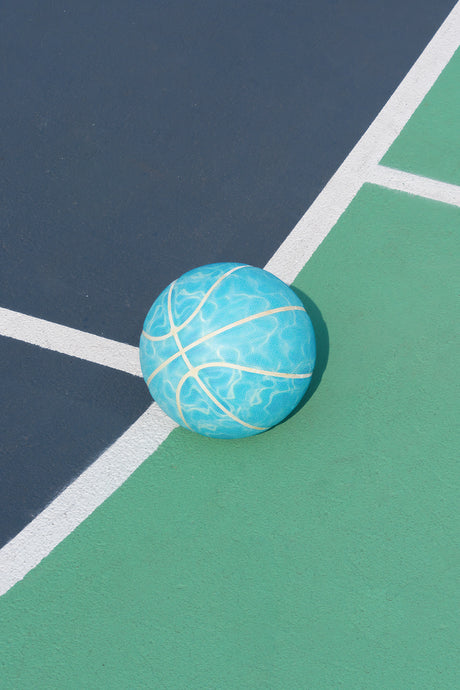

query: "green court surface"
(382, 47), (460, 185)
(1, 184), (458, 688)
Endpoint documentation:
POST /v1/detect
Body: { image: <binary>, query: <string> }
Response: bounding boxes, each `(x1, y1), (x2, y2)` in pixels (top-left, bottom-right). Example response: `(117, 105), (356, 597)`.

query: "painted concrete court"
(2, 185), (459, 687)
(1, 0), (457, 549)
(1, 3), (459, 688)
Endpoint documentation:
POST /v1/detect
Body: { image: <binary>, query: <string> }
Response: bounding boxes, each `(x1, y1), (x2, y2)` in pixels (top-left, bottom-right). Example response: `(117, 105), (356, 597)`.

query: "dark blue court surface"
(0, 336), (150, 547)
(0, 0), (456, 546)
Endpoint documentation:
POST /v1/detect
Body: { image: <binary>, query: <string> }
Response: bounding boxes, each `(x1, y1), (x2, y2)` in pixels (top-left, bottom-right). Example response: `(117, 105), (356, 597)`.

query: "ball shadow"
(282, 287), (329, 423)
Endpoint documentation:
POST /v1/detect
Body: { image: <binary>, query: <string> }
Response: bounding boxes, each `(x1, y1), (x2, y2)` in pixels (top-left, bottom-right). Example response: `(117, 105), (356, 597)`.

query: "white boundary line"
(369, 165), (460, 207)
(1, 2), (459, 597)
(265, 3), (460, 283)
(0, 404), (178, 596)
(0, 307), (142, 377)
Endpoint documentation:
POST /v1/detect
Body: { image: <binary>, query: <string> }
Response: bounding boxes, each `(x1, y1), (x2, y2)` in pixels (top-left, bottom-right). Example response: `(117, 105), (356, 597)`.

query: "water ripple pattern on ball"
(139, 263), (316, 439)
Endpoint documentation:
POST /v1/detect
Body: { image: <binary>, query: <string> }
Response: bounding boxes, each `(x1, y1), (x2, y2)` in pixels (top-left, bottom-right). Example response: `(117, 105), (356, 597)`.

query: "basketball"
(139, 263), (315, 439)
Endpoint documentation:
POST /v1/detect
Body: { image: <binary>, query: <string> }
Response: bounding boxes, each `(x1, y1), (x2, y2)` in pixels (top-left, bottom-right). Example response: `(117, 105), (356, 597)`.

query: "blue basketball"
(139, 263), (316, 439)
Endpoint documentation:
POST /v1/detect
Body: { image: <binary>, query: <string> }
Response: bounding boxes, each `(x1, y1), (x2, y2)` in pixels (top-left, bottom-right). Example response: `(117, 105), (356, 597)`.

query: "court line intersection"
(368, 165), (460, 207)
(1, 1), (459, 597)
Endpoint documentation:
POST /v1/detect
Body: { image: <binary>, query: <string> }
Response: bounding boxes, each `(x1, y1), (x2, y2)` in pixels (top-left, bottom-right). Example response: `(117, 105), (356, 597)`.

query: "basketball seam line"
(141, 264), (248, 342)
(168, 279), (269, 432)
(175, 363), (313, 432)
(144, 305), (306, 385)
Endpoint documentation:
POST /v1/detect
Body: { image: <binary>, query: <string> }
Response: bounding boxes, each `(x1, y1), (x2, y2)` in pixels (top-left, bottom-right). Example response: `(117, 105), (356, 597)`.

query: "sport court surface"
(1, 3), (459, 688)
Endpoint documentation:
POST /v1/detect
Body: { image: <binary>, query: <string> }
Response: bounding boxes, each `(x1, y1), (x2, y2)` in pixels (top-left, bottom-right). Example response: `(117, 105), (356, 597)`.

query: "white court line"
(369, 165), (460, 207)
(0, 307), (142, 377)
(265, 2), (460, 283)
(0, 404), (177, 596)
(1, 1), (459, 597)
